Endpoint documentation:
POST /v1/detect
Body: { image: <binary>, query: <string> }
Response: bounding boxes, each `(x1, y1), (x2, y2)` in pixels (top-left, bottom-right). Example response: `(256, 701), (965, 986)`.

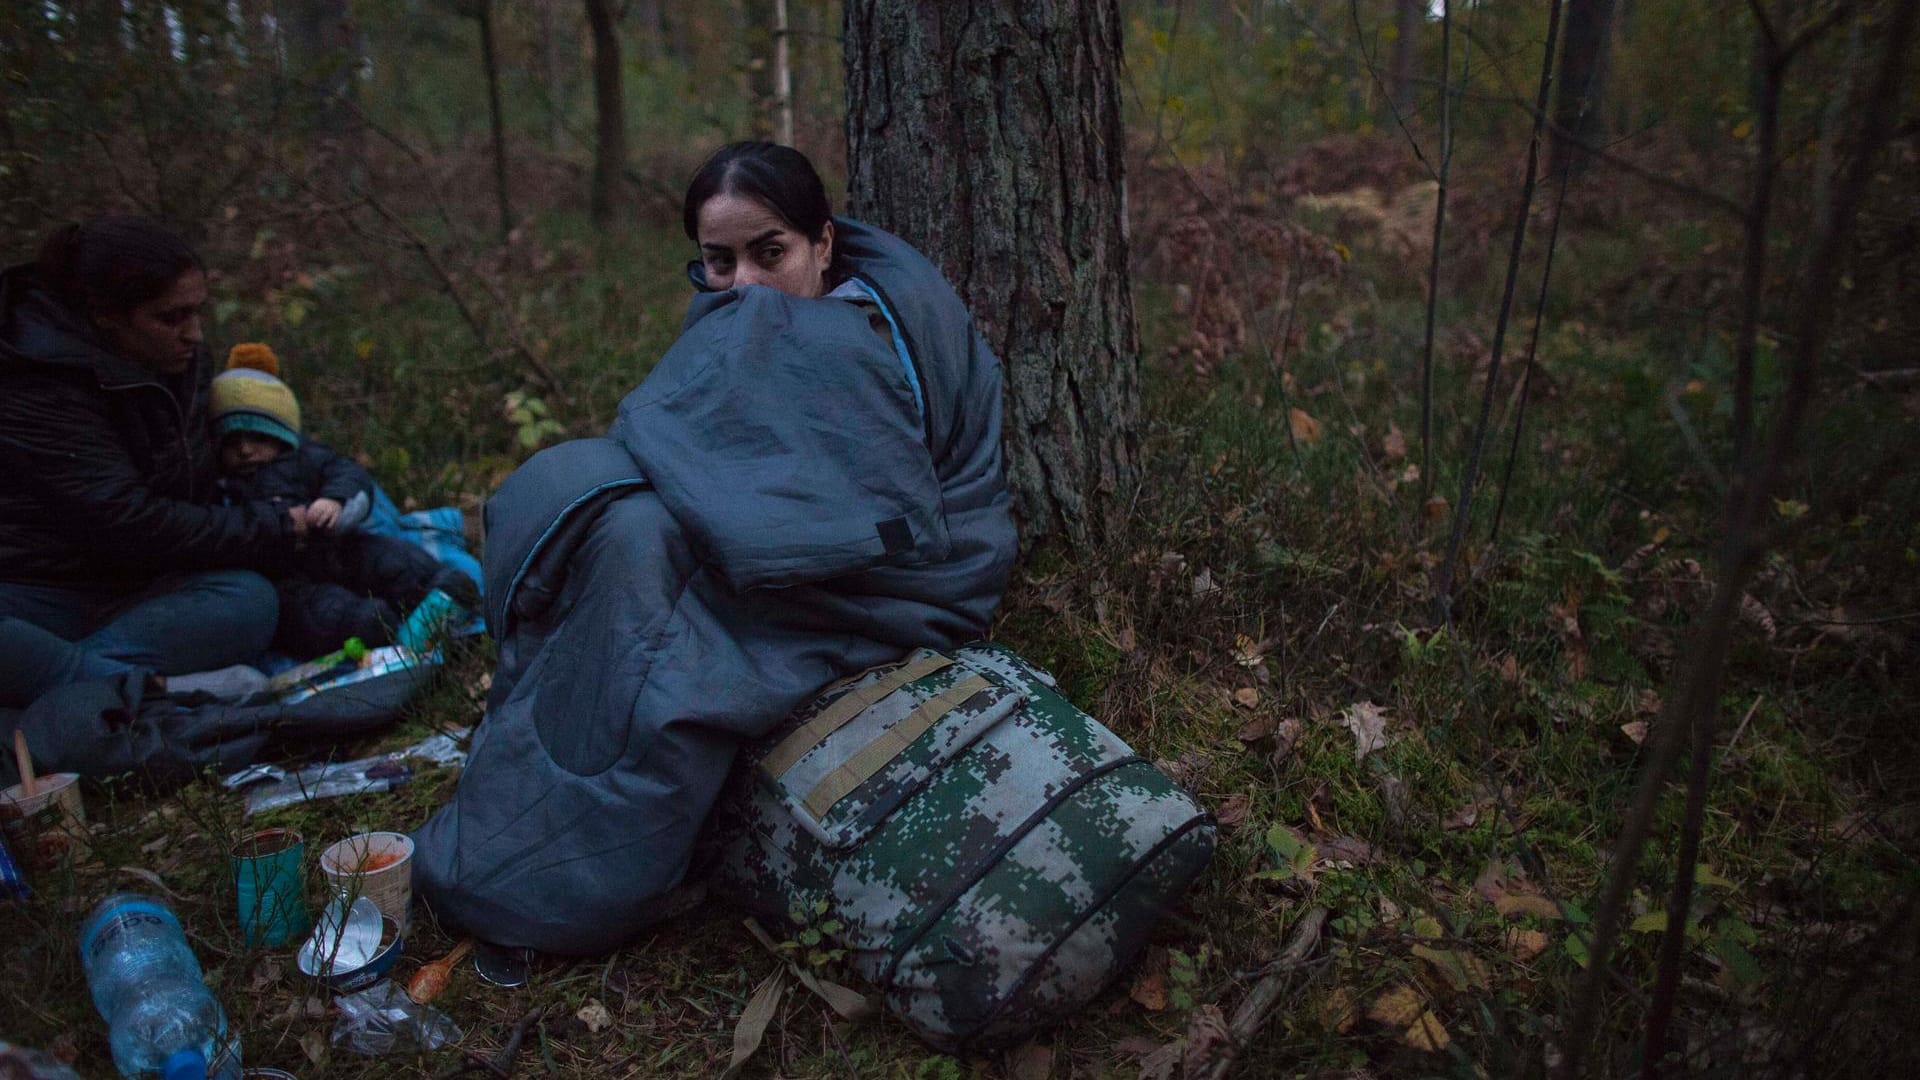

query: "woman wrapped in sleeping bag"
(412, 143), (1018, 955)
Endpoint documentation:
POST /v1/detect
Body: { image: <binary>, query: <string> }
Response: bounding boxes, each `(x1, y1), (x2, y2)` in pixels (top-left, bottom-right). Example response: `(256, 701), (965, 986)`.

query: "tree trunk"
(284, 0), (362, 138)
(476, 0), (513, 242)
(773, 0), (793, 145)
(584, 0), (626, 225)
(1550, 0), (1615, 177)
(1390, 0), (1421, 111)
(844, 0), (1141, 551)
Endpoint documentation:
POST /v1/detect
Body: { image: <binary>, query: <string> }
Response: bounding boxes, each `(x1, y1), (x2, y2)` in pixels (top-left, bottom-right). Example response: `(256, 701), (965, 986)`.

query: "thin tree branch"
(1433, 0), (1565, 624)
(1562, 2), (1919, 1072)
(1419, 0), (1455, 499)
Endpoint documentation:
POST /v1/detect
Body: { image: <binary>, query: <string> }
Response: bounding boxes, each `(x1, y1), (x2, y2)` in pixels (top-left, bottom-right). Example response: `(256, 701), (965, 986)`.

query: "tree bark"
(584, 0), (627, 225)
(844, 0), (1141, 551)
(1550, 0), (1615, 177)
(285, 0), (362, 138)
(1390, 0), (1422, 111)
(476, 0), (513, 242)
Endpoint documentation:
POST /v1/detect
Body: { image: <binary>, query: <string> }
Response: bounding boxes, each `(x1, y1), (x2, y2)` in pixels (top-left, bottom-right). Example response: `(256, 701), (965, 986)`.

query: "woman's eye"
(757, 246), (785, 264)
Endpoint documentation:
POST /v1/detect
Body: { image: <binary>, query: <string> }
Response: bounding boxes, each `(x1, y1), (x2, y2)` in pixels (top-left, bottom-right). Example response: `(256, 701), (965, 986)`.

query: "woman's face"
(95, 269), (207, 374)
(696, 193), (834, 298)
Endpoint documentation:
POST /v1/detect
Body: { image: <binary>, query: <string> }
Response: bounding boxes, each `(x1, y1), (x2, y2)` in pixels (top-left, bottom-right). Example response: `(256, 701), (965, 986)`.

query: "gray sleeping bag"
(411, 220), (1017, 955)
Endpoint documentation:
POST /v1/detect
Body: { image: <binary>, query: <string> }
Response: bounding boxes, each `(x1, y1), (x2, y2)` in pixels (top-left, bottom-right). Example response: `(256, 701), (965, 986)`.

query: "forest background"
(2, 1), (1917, 1077)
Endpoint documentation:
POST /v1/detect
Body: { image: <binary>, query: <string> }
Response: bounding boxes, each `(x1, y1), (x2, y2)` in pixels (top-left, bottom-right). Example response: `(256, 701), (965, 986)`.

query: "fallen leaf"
(1289, 407), (1324, 444)
(1494, 894), (1562, 920)
(300, 1030), (327, 1067)
(1137, 1039), (1183, 1080)
(1214, 794), (1251, 830)
(1368, 985), (1425, 1027)
(1115, 1036), (1164, 1056)
(1383, 423), (1407, 460)
(1008, 1041), (1052, 1080)
(576, 998), (613, 1033)
(1268, 718), (1303, 762)
(1411, 914), (1444, 939)
(1236, 712), (1279, 742)
(1423, 494), (1449, 521)
(1412, 944), (1492, 992)
(1319, 986), (1358, 1034)
(1403, 1009), (1452, 1052)
(1620, 720), (1649, 745)
(1129, 950), (1169, 1011)
(1442, 802), (1483, 830)
(1317, 835), (1376, 865)
(1629, 910), (1669, 933)
(247, 958), (283, 993)
(1343, 701), (1392, 761)
(1231, 634), (1265, 667)
(1180, 1005), (1234, 1074)
(1505, 928), (1550, 961)
(1232, 686), (1260, 709)
(719, 968), (785, 1080)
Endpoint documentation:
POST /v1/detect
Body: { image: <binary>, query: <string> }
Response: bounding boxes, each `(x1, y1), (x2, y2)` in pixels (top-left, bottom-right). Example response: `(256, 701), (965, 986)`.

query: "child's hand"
(307, 498), (344, 532)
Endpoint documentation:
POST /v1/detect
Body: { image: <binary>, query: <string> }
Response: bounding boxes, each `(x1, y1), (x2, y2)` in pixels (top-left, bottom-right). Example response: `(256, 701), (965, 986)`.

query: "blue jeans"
(0, 572), (278, 708)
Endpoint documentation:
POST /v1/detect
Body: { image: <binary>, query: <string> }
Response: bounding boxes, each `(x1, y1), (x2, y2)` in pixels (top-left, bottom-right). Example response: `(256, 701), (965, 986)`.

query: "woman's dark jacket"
(0, 264), (294, 588)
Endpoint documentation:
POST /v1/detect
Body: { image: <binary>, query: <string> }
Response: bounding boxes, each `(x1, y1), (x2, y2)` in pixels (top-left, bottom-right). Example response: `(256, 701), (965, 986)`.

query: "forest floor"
(2, 138), (1916, 1079)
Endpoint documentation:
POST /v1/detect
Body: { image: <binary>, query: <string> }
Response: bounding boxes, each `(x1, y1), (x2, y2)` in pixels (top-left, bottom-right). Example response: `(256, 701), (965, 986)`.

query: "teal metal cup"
(232, 828), (310, 948)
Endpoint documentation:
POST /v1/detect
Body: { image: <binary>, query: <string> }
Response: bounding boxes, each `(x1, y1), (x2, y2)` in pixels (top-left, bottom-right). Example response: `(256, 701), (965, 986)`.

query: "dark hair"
(35, 216), (202, 318)
(683, 141), (834, 245)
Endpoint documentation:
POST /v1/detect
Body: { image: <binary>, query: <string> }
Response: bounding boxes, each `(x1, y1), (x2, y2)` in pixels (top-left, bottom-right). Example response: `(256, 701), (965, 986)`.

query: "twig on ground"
(1202, 906), (1328, 1080)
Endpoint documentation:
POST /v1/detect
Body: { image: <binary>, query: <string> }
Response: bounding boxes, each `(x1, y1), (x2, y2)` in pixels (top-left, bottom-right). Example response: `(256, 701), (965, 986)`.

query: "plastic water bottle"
(77, 895), (242, 1079)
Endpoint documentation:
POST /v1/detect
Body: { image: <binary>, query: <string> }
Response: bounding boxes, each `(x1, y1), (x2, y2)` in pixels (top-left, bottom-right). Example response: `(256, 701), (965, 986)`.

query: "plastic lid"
(162, 1048), (207, 1080)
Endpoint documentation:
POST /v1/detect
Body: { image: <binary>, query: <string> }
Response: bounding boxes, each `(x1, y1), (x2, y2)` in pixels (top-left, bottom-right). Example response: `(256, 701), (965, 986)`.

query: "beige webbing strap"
(801, 674), (992, 819)
(761, 654), (954, 779)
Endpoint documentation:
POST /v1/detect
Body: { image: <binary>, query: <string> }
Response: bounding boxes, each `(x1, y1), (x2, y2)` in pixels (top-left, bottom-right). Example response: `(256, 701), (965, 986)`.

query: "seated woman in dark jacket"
(413, 142), (1018, 954)
(0, 217), (302, 706)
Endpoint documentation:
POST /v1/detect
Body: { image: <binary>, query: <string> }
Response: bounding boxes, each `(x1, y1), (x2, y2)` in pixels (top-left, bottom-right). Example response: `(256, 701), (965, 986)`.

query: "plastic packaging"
(329, 980), (462, 1055)
(394, 589), (466, 655)
(78, 894), (243, 1079)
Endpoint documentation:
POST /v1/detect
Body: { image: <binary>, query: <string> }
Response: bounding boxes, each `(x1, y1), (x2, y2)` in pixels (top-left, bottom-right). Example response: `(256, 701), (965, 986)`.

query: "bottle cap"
(162, 1048), (207, 1080)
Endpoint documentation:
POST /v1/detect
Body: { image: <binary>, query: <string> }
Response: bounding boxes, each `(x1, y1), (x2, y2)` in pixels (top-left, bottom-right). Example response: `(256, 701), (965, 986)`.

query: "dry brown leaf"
(299, 1031), (327, 1067)
(1232, 686), (1260, 709)
(1231, 634), (1265, 667)
(1383, 423), (1407, 460)
(576, 998), (613, 1034)
(1268, 718), (1303, 762)
(1319, 986), (1358, 1034)
(1494, 894), (1562, 920)
(1442, 803), (1483, 830)
(1115, 1036), (1165, 1056)
(1236, 712), (1279, 742)
(1620, 720), (1650, 745)
(1214, 794), (1251, 830)
(1474, 859), (1512, 904)
(1412, 944), (1492, 992)
(1008, 1041), (1053, 1080)
(1180, 1005), (1234, 1075)
(1422, 494), (1449, 521)
(1505, 928), (1550, 961)
(719, 969), (785, 1080)
(1367, 985), (1425, 1027)
(1343, 701), (1392, 761)
(1317, 835), (1376, 865)
(1289, 407), (1324, 444)
(1404, 1010), (1452, 1052)
(1129, 950), (1169, 1011)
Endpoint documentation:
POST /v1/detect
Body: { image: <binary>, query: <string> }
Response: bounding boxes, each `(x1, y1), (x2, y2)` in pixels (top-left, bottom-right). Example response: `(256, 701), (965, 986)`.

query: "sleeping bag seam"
(500, 477), (651, 635)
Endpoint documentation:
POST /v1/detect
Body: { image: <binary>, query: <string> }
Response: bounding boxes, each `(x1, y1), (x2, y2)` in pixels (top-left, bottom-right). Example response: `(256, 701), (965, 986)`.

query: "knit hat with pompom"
(211, 343), (301, 449)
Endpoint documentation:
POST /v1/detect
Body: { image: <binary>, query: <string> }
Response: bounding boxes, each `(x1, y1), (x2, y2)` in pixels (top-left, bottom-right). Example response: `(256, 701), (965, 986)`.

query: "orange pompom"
(226, 342), (281, 376)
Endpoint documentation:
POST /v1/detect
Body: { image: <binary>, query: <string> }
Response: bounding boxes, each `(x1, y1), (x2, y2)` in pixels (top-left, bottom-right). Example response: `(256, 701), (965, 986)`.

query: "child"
(211, 344), (476, 657)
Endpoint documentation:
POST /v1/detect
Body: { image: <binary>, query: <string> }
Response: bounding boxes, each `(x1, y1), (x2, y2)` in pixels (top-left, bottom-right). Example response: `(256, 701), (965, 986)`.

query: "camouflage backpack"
(708, 642), (1216, 1050)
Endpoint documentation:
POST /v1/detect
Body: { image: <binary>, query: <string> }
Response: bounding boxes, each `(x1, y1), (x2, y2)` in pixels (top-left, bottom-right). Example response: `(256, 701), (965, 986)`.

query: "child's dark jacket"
(220, 436), (371, 511)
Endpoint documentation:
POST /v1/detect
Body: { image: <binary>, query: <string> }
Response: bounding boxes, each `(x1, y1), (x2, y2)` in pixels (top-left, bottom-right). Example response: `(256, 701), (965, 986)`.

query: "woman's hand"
(306, 497), (343, 532)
